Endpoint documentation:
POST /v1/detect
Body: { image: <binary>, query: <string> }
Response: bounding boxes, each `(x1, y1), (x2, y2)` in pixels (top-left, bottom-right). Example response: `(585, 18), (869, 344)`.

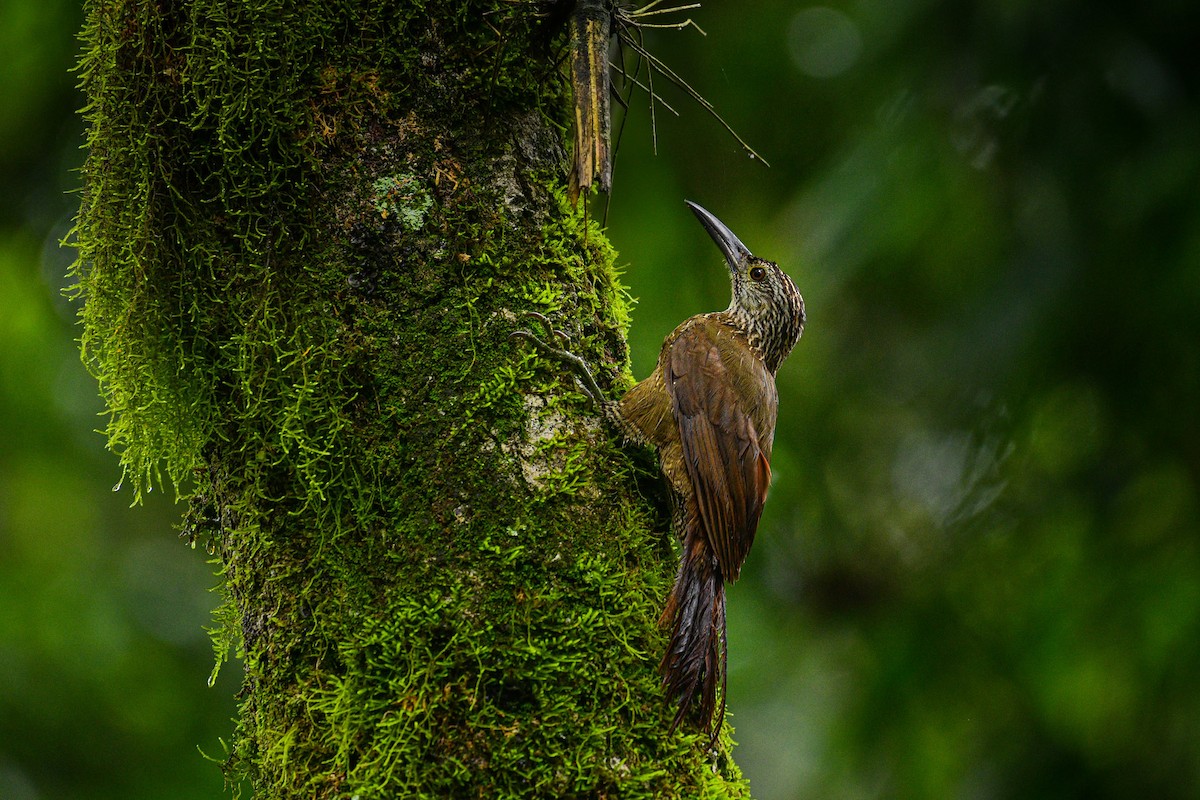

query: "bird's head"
(686, 200), (806, 372)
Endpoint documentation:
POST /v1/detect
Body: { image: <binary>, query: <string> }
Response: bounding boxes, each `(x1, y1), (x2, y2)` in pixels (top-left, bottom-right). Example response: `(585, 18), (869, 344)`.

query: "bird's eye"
(749, 266), (767, 282)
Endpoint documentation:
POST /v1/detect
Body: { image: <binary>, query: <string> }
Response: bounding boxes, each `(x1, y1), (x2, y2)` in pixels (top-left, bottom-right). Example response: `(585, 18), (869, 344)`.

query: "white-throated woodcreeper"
(514, 201), (805, 735)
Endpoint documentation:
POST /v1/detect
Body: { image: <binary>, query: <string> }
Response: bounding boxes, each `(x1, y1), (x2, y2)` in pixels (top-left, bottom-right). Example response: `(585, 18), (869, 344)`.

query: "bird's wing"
(667, 322), (771, 582)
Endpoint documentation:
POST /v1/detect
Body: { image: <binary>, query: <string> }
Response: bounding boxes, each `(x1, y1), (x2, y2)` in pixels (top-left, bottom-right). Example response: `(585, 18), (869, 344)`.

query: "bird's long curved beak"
(685, 200), (752, 269)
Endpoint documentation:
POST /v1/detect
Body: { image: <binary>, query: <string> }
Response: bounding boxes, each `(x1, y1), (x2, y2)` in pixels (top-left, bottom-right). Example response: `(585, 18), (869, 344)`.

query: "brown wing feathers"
(656, 322), (775, 732)
(668, 325), (768, 582)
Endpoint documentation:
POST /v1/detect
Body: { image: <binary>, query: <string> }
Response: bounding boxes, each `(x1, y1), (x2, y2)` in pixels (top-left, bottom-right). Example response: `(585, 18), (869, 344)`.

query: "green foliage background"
(2, 1), (1197, 798)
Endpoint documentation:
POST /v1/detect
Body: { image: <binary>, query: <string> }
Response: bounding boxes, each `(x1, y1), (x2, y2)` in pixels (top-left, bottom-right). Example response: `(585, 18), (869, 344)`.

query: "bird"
(513, 200), (806, 735)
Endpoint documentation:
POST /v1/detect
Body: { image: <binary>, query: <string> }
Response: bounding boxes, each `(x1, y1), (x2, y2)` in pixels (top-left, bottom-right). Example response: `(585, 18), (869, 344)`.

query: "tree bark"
(73, 1), (749, 797)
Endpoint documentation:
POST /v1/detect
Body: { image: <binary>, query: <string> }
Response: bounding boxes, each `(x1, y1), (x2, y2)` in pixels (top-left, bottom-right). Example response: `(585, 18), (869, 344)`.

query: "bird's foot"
(511, 311), (606, 405)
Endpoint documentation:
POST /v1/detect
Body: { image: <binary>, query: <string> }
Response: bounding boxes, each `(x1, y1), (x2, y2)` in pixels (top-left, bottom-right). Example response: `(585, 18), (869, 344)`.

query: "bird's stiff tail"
(658, 532), (727, 735)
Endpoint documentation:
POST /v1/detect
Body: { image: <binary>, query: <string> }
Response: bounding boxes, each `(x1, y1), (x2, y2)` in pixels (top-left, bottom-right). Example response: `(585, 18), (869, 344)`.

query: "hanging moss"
(73, 1), (750, 797)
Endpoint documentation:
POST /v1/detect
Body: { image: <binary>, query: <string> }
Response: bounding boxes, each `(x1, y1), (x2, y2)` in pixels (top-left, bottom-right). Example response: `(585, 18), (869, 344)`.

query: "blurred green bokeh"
(1, 3), (238, 798)
(2, 1), (1197, 798)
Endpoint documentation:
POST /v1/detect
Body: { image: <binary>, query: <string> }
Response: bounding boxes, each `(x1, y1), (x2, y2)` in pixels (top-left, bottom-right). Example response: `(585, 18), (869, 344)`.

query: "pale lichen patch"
(506, 393), (567, 487)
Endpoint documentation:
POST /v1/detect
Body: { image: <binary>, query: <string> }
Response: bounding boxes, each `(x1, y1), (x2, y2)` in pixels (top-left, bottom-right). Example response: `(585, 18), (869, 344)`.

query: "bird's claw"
(511, 310), (568, 347)
(511, 310), (604, 406)
(511, 310), (574, 354)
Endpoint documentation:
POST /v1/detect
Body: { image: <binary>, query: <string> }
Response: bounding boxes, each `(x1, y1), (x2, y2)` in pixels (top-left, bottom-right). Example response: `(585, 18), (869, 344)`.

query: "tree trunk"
(73, 1), (749, 797)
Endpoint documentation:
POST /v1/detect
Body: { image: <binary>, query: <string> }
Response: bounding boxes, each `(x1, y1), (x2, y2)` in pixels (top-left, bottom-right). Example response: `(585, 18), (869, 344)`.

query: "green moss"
(74, 1), (749, 797)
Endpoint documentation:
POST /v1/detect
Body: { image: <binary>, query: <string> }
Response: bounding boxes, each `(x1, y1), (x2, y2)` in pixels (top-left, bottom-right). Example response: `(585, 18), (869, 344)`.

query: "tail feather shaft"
(659, 533), (727, 734)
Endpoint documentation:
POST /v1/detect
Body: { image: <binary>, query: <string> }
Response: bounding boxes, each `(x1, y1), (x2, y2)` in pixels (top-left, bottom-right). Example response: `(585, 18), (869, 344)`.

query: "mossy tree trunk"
(74, 1), (748, 797)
